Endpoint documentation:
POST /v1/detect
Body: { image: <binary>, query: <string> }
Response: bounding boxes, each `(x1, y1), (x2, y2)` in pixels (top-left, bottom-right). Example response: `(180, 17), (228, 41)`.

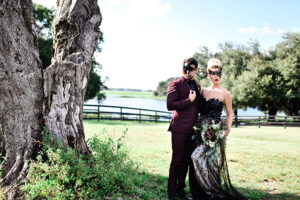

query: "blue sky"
(35, 0), (300, 90)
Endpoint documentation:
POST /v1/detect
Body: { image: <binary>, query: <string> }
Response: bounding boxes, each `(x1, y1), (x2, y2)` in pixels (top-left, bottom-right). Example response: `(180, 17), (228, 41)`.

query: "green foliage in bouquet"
(193, 120), (228, 162)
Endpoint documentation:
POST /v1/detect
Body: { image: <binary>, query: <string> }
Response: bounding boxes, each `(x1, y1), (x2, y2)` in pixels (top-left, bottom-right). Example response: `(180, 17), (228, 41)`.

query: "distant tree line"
(109, 88), (153, 92)
(154, 77), (179, 97)
(34, 3), (107, 102)
(154, 33), (300, 118)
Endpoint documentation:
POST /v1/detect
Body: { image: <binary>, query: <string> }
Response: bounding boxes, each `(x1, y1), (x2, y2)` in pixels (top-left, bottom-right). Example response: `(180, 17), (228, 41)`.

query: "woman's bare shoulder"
(221, 87), (231, 98)
(201, 87), (210, 94)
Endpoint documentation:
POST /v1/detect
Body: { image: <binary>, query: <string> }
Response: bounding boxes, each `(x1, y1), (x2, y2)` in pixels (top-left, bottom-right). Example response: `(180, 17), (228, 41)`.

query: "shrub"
(22, 128), (152, 200)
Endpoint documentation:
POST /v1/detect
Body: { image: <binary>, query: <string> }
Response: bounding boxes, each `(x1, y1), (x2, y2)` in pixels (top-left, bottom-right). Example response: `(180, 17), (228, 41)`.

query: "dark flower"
(204, 131), (211, 138)
(211, 134), (217, 142)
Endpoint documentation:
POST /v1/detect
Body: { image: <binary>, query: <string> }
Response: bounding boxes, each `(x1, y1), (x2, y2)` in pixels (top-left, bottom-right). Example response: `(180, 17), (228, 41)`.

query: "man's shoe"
(168, 195), (176, 200)
(176, 190), (193, 200)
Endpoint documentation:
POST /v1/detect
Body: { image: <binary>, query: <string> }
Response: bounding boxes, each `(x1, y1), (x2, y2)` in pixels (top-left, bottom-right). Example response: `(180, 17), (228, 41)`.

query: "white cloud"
(96, 0), (196, 90)
(261, 26), (273, 35)
(293, 27), (300, 32)
(275, 28), (285, 34)
(238, 26), (258, 34)
(102, 0), (171, 20)
(34, 0), (171, 18)
(34, 0), (179, 90)
(238, 25), (285, 35)
(97, 24), (196, 89)
(33, 0), (56, 9)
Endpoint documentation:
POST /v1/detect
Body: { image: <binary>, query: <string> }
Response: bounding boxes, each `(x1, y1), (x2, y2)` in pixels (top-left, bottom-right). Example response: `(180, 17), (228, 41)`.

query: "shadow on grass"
(236, 187), (299, 200)
(118, 169), (169, 200)
(126, 169), (299, 200)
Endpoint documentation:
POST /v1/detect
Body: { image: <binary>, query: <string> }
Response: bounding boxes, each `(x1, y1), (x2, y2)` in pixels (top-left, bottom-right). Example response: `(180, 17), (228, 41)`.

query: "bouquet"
(193, 119), (227, 161)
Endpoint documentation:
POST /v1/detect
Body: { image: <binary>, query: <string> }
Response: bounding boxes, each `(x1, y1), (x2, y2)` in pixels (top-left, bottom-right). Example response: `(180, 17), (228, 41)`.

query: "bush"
(153, 77), (178, 97)
(22, 128), (164, 200)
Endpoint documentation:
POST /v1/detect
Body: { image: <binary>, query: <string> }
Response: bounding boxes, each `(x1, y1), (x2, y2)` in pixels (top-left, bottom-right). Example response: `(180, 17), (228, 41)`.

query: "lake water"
(84, 95), (275, 116)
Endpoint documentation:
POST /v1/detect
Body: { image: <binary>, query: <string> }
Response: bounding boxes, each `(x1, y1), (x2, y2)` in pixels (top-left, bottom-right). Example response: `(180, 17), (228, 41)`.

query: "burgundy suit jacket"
(167, 77), (201, 134)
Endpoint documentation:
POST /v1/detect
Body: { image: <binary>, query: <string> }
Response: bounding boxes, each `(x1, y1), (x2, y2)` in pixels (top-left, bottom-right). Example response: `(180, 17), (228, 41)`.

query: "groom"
(166, 58), (200, 200)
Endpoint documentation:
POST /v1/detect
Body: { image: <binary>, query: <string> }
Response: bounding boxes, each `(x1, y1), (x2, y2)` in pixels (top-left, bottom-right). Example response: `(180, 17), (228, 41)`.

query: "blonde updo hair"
(207, 58), (222, 72)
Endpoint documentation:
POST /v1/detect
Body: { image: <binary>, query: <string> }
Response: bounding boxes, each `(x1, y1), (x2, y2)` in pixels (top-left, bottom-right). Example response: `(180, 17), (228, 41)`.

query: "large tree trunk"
(0, 0), (102, 199)
(0, 1), (44, 199)
(234, 109), (238, 127)
(43, 0), (102, 155)
(268, 107), (278, 122)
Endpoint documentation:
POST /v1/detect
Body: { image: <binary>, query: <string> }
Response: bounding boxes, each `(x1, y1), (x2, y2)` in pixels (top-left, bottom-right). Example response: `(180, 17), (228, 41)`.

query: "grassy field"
(104, 90), (166, 100)
(84, 120), (300, 200)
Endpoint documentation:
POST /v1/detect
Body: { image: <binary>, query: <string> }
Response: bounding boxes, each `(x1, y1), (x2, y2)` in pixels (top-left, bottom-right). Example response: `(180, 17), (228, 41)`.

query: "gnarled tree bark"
(0, 0), (102, 199)
(0, 1), (44, 199)
(43, 0), (101, 156)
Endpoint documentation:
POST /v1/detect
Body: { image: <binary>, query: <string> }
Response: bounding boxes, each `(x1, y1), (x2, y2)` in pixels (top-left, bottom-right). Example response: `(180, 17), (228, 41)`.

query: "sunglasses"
(208, 70), (222, 77)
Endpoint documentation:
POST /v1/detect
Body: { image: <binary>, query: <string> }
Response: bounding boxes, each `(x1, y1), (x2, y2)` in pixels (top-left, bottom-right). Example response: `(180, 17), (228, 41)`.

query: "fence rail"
(231, 115), (300, 128)
(83, 104), (171, 123)
(83, 104), (300, 127)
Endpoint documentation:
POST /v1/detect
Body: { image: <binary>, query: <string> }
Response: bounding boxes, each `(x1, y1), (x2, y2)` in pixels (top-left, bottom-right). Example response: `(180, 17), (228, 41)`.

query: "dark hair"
(182, 57), (198, 75)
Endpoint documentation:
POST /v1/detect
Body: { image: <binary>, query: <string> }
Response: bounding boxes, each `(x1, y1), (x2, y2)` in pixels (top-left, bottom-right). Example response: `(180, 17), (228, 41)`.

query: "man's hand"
(189, 90), (196, 102)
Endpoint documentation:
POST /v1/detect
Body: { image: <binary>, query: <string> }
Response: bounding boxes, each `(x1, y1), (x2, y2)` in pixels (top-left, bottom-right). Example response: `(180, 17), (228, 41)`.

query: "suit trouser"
(167, 131), (193, 195)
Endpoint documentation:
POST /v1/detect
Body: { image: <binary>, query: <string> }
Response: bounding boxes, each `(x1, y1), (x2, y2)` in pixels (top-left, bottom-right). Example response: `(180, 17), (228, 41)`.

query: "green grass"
(84, 120), (300, 200)
(104, 90), (166, 100)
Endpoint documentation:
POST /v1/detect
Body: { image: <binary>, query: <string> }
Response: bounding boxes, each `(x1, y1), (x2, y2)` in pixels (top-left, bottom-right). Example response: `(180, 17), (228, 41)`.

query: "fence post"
(139, 109), (141, 123)
(259, 116), (261, 128)
(235, 115), (238, 128)
(284, 116), (287, 129)
(155, 111), (157, 123)
(120, 107), (123, 121)
(97, 105), (100, 121)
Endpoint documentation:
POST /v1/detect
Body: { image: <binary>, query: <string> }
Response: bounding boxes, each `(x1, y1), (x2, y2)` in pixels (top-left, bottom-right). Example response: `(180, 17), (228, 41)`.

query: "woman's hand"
(225, 129), (230, 136)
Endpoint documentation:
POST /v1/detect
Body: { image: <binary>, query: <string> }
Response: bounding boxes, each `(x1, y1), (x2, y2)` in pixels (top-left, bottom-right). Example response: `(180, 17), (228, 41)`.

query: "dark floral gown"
(189, 96), (246, 200)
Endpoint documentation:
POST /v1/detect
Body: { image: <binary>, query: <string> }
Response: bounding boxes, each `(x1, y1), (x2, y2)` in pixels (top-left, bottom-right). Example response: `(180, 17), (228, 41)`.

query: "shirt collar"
(182, 76), (195, 83)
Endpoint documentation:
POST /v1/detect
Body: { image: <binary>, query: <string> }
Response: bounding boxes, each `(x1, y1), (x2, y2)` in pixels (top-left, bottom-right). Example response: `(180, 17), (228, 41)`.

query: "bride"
(189, 58), (246, 200)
